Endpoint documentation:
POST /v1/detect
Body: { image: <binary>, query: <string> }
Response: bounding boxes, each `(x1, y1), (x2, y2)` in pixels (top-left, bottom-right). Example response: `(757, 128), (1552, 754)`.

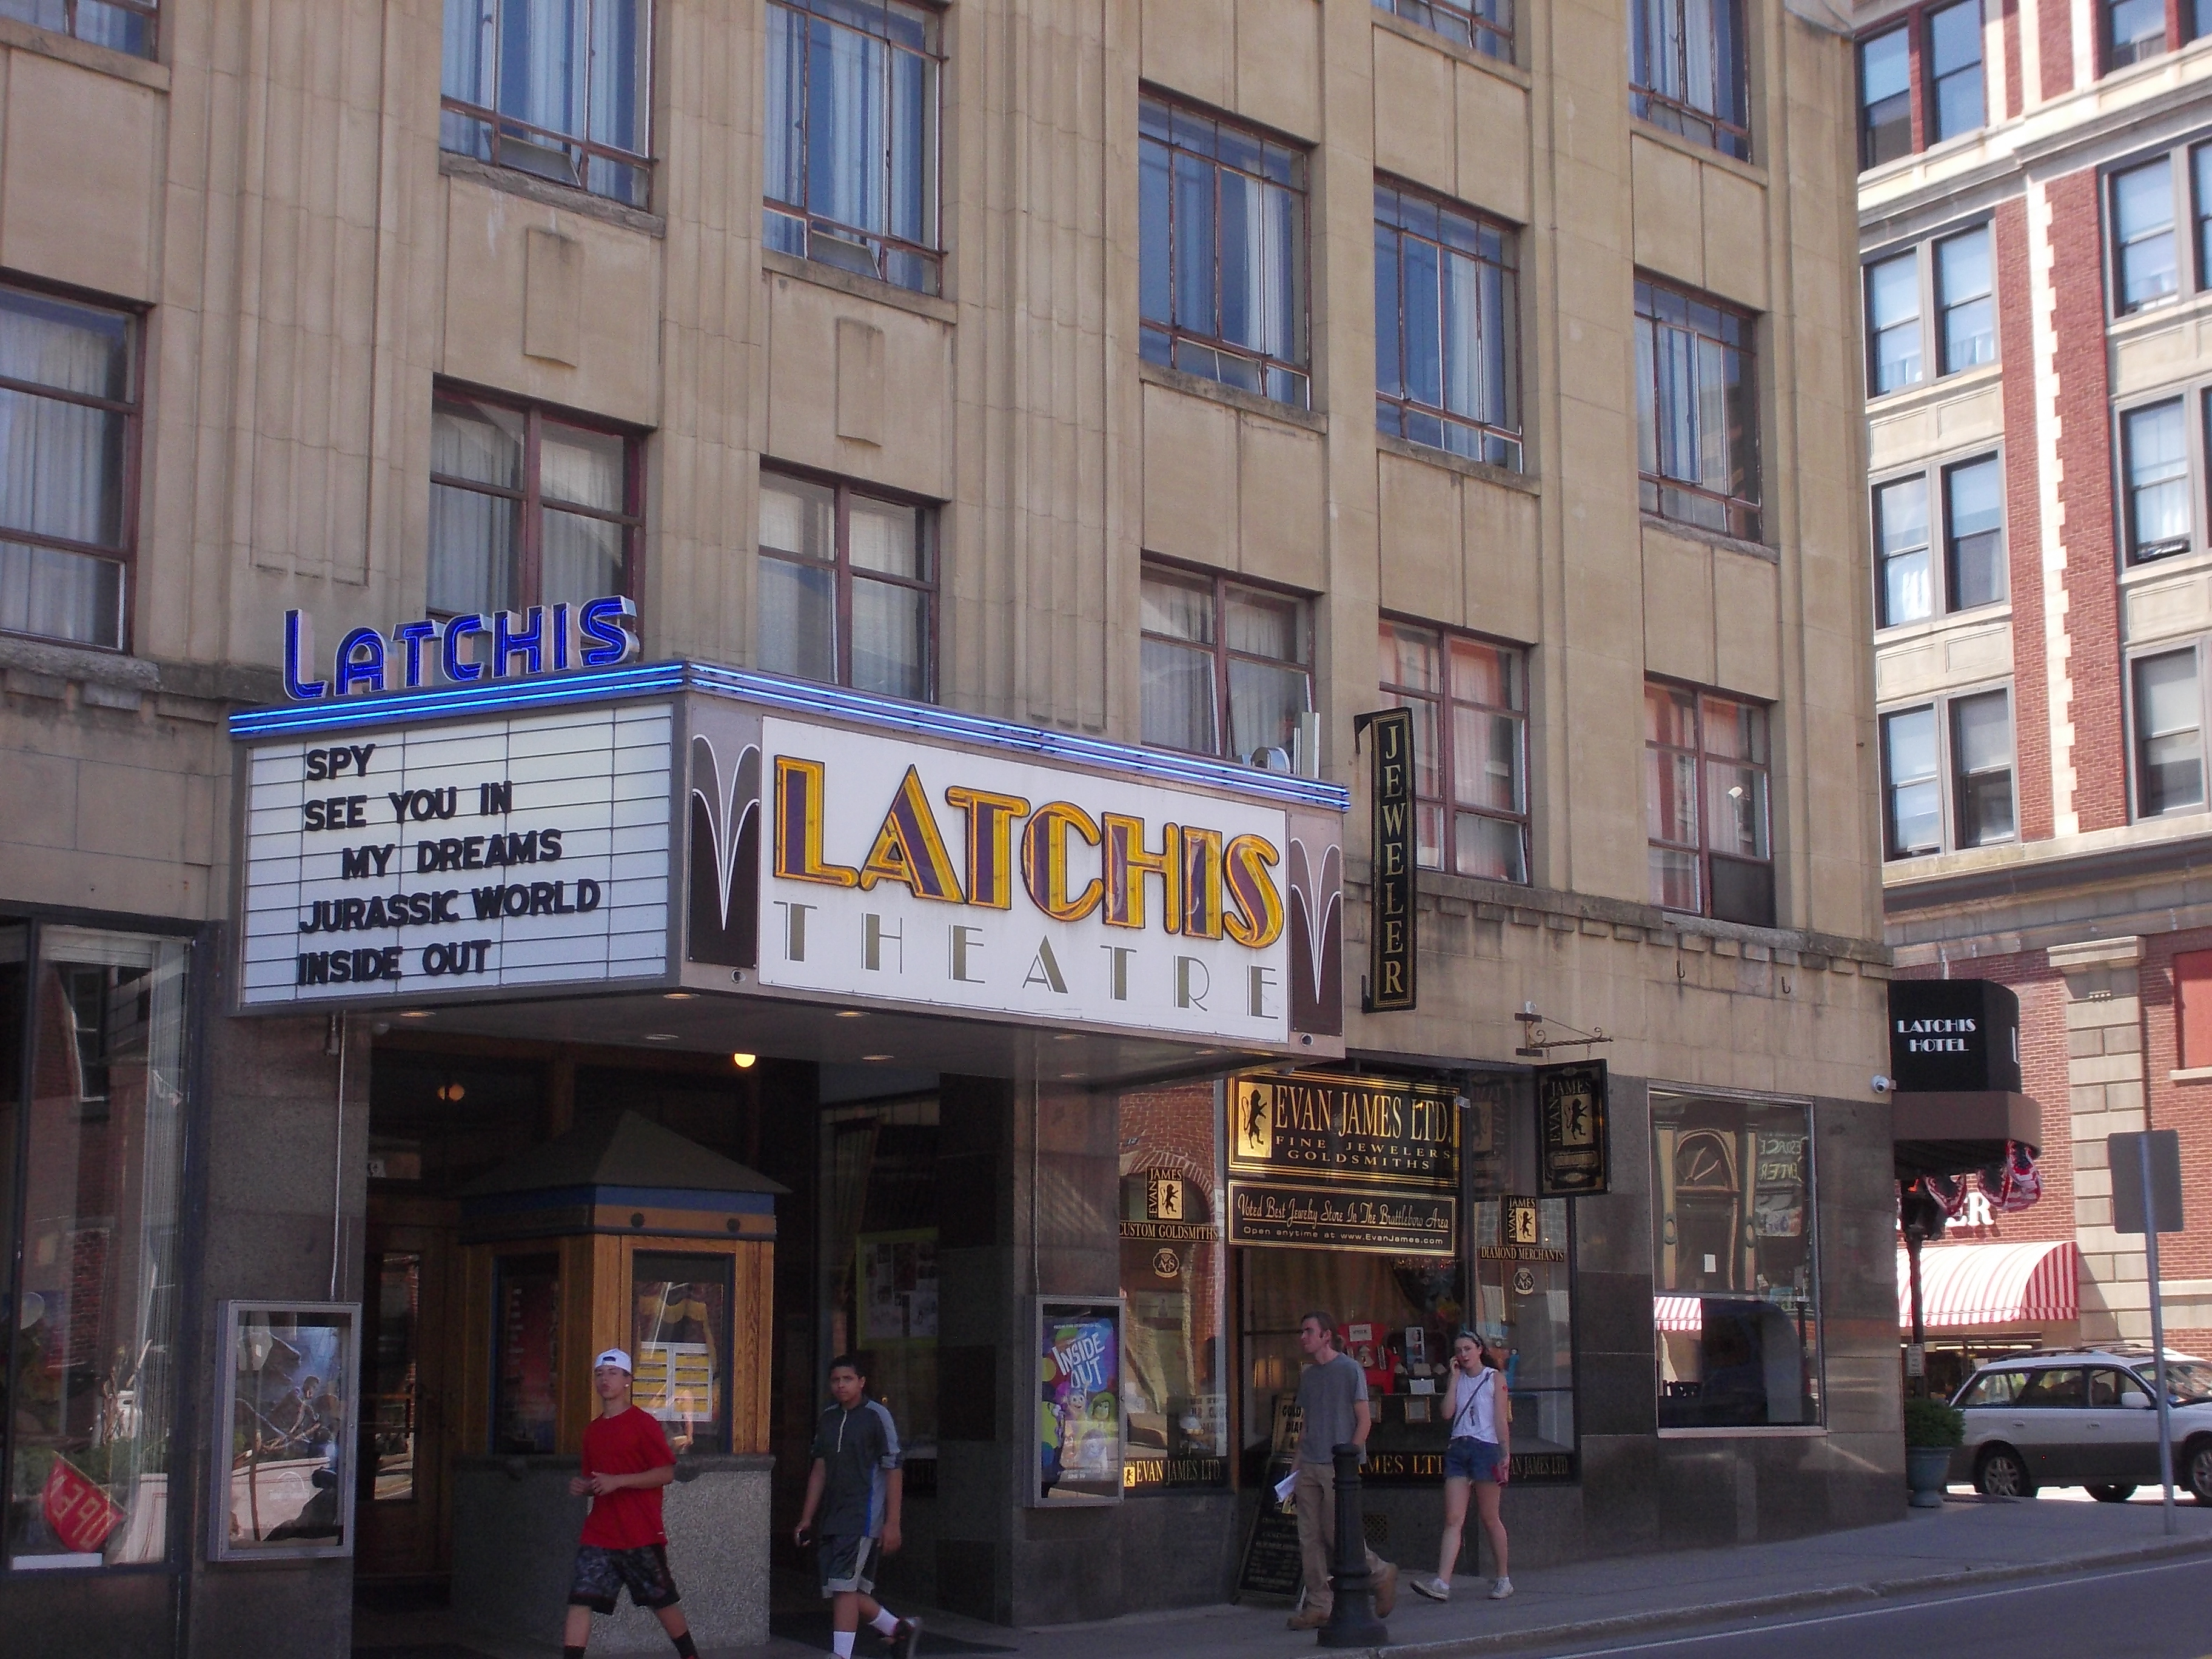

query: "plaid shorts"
(569, 1543), (681, 1613)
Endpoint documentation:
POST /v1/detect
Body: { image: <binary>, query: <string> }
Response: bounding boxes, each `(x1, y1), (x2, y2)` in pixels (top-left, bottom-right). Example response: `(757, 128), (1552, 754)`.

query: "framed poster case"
(1033, 1298), (1123, 1506)
(210, 1301), (361, 1560)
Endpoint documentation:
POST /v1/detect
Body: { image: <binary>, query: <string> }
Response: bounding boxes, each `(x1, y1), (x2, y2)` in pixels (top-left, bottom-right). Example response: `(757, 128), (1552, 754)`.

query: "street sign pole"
(2140, 1134), (2177, 1536)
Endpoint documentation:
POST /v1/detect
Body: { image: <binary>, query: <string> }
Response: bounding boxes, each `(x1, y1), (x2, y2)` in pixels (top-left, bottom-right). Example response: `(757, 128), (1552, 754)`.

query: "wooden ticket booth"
(446, 1111), (783, 1649)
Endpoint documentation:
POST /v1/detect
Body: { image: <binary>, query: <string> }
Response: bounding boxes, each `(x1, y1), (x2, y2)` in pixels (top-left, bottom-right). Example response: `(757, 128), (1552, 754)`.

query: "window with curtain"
(757, 466), (934, 702)
(429, 392), (638, 620)
(2122, 398), (2190, 563)
(2195, 144), (2212, 292)
(1951, 688), (2016, 846)
(1858, 25), (1911, 170)
(2134, 646), (2206, 816)
(1865, 251), (1922, 396)
(1139, 563), (1313, 769)
(2114, 157), (2179, 314)
(1634, 278), (1761, 541)
(1936, 226), (1995, 374)
(1378, 620), (1530, 882)
(1944, 455), (2005, 609)
(763, 0), (942, 295)
(1652, 1093), (1820, 1430)
(0, 0), (154, 54)
(1874, 474), (1931, 628)
(1, 922), (190, 1568)
(441, 0), (652, 206)
(1883, 688), (2017, 857)
(2105, 0), (2169, 69)
(1139, 96), (1310, 408)
(0, 287), (135, 652)
(1882, 705), (1941, 857)
(1373, 181), (1521, 470)
(1372, 0), (1513, 61)
(1631, 0), (1751, 161)
(1926, 0), (1984, 142)
(1645, 682), (1773, 925)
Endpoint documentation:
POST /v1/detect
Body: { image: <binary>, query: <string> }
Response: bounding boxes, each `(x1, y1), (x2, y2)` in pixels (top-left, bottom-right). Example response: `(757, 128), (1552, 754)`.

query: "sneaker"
(1410, 1574), (1450, 1603)
(890, 1617), (923, 1659)
(1287, 1605), (1329, 1630)
(1489, 1576), (1513, 1601)
(1375, 1561), (1399, 1617)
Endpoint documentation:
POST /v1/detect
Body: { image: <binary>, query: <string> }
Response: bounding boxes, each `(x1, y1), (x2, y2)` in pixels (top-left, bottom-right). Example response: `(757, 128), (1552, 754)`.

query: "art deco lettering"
(1355, 707), (1418, 1012)
(280, 597), (639, 701)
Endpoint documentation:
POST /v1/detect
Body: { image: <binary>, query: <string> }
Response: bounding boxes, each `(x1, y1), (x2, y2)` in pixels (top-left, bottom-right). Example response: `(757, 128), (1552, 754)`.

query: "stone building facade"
(0, 2), (1889, 1655)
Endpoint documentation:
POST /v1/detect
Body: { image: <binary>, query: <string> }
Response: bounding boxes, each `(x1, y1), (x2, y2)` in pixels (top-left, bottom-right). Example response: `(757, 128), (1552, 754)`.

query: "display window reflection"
(1651, 1093), (1822, 1429)
(631, 1252), (732, 1454)
(1, 922), (190, 1570)
(820, 1092), (937, 1461)
(1116, 1086), (1227, 1489)
(1466, 1082), (1577, 1480)
(216, 1304), (358, 1558)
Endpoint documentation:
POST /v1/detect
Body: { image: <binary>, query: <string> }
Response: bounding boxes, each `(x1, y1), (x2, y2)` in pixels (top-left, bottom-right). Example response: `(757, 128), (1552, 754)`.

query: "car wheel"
(1976, 1445), (2036, 1498)
(2185, 1439), (2212, 1507)
(2086, 1483), (2136, 1503)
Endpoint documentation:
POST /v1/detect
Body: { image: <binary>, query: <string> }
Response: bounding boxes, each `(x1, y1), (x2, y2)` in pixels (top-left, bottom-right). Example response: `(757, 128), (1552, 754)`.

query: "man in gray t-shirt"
(1287, 1313), (1396, 1628)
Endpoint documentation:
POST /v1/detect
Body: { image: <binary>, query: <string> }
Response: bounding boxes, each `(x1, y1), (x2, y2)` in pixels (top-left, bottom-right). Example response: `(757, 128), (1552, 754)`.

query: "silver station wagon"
(1948, 1347), (2212, 1502)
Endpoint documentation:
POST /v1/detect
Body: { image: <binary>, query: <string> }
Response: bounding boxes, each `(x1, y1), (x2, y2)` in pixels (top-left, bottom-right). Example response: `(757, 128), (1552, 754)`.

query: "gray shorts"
(819, 1532), (878, 1597)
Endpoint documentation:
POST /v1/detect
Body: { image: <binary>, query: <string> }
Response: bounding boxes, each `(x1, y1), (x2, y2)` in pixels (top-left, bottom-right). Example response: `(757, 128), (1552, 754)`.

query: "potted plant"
(1903, 1396), (1963, 1508)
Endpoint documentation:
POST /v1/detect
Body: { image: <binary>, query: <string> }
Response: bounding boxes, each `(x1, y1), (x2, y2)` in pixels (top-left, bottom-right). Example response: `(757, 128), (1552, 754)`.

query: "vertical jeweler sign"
(1355, 708), (1417, 1011)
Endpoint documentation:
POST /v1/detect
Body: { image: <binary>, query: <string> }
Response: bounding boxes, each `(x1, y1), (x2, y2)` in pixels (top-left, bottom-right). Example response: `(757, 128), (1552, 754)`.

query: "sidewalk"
(354, 1494), (2212, 1659)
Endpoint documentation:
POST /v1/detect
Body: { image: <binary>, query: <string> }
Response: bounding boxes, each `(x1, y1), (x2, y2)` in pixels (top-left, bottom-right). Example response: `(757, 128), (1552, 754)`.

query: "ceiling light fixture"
(862, 1053), (894, 1062)
(732, 1052), (757, 1069)
(663, 991), (696, 1001)
(398, 1010), (432, 1019)
(643, 1032), (679, 1042)
(834, 1010), (865, 1019)
(435, 1081), (466, 1103)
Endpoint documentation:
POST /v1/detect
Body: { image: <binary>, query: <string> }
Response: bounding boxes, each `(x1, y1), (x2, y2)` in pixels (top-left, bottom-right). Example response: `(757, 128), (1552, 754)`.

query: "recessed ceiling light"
(1053, 1032), (1081, 1042)
(1059, 1071), (1082, 1080)
(643, 1032), (679, 1042)
(732, 1053), (757, 1068)
(398, 1010), (432, 1019)
(862, 1053), (894, 1062)
(834, 1010), (865, 1019)
(663, 991), (695, 1001)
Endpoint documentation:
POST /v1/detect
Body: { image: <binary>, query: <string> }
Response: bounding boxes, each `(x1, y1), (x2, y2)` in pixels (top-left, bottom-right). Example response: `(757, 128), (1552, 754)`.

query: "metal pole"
(1316, 1443), (1387, 1647)
(2141, 1136), (2177, 1535)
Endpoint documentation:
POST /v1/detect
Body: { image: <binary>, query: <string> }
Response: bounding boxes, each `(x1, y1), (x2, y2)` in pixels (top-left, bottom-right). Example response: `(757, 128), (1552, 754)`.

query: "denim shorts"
(1445, 1437), (1506, 1483)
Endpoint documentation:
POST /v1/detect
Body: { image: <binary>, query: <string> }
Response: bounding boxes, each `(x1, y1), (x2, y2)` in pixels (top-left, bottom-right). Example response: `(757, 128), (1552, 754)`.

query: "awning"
(1653, 1296), (1703, 1333)
(1896, 1239), (2079, 1329)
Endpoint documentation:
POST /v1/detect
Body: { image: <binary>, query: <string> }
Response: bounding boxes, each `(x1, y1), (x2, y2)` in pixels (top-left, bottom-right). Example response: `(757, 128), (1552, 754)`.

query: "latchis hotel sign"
(231, 636), (1347, 1052)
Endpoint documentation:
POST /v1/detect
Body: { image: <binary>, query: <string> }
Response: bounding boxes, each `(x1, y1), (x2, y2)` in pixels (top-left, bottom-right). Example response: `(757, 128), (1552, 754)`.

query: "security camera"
(1870, 1073), (1895, 1095)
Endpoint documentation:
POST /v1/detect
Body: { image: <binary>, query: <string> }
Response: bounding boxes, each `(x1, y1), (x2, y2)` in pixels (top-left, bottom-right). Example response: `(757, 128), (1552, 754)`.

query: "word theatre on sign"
(238, 705), (675, 1006)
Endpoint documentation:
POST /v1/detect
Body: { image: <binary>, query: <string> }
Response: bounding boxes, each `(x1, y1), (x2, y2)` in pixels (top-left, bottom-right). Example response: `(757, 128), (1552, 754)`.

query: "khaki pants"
(1293, 1460), (1389, 1614)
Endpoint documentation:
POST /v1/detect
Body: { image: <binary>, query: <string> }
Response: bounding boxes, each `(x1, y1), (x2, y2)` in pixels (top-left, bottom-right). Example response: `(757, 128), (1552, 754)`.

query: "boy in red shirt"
(562, 1347), (697, 1659)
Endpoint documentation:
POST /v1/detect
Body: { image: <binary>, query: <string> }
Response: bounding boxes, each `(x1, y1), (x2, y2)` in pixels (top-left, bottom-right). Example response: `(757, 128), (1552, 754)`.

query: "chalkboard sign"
(1235, 1467), (1304, 1602)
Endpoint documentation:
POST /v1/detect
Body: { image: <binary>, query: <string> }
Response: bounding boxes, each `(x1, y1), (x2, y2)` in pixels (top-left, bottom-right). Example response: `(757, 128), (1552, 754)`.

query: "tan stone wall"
(0, 1), (1885, 1079)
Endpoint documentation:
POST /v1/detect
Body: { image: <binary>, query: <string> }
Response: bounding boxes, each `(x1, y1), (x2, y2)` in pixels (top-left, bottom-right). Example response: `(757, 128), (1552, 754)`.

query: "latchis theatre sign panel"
(240, 705), (673, 1005)
(748, 718), (1313, 1045)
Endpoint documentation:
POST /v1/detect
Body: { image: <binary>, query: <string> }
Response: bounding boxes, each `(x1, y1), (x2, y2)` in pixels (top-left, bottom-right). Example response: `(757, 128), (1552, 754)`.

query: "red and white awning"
(1653, 1296), (1703, 1333)
(1896, 1239), (2079, 1329)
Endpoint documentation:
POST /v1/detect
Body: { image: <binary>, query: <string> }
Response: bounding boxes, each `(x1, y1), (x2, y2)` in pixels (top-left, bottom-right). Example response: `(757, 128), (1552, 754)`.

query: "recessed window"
(1372, 0), (1513, 61)
(1874, 475), (1932, 628)
(1885, 687), (2017, 857)
(757, 468), (936, 702)
(2, 0), (155, 53)
(2114, 157), (2180, 314)
(0, 286), (137, 651)
(1858, 25), (1912, 170)
(2133, 646), (2206, 816)
(1644, 682), (1774, 927)
(1882, 705), (1941, 856)
(1926, 0), (1985, 142)
(2105, 0), (2170, 70)
(1945, 456), (2006, 609)
(1378, 620), (1530, 882)
(1139, 97), (1311, 408)
(1634, 278), (1761, 541)
(1631, 0), (1751, 161)
(1865, 224), (1999, 397)
(763, 0), (943, 296)
(429, 393), (640, 618)
(1141, 563), (1313, 769)
(1936, 227), (1996, 374)
(1373, 181), (1522, 470)
(1866, 252), (1923, 395)
(2122, 398), (2191, 563)
(441, 0), (652, 207)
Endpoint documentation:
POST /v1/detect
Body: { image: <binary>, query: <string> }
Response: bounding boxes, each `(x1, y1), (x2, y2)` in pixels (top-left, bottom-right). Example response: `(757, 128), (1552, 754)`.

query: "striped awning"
(1896, 1239), (2079, 1329)
(1653, 1296), (1703, 1333)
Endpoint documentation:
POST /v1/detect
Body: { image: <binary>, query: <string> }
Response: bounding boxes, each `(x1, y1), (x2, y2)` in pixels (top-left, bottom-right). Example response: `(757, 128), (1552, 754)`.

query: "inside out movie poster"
(1037, 1305), (1122, 1504)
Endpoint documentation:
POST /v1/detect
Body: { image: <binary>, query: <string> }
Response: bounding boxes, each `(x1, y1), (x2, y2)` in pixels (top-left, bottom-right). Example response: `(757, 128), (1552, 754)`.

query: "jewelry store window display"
(1116, 1085), (1228, 1490)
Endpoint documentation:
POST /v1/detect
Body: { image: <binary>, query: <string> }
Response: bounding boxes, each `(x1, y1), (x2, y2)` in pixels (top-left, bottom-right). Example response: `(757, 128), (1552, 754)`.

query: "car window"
(2014, 1367), (2086, 1407)
(2088, 1368), (2132, 1407)
(2159, 1361), (2212, 1403)
(1956, 1369), (2028, 1407)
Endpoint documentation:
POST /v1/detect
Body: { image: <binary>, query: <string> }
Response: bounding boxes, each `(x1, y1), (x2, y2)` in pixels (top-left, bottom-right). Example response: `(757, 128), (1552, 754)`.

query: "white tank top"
(1449, 1366), (1498, 1442)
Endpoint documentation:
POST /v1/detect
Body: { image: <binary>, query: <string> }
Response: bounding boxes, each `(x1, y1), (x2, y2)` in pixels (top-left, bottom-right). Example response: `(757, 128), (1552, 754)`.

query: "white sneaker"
(1489, 1576), (1513, 1600)
(1410, 1574), (1450, 1602)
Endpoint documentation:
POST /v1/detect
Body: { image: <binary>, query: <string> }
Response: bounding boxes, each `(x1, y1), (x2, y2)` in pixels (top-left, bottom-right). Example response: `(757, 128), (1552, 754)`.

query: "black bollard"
(1317, 1442), (1387, 1647)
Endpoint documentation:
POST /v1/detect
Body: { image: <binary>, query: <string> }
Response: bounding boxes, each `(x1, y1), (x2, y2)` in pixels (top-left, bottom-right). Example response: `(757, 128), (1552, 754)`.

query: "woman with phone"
(1412, 1329), (1512, 1603)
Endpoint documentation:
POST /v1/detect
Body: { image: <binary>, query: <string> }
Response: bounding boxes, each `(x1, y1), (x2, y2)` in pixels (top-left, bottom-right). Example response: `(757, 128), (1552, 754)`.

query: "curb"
(1364, 1532), (2212, 1658)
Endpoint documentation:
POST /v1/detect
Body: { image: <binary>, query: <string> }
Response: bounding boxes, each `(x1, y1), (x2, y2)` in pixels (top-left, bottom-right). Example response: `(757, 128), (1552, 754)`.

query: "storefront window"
(1652, 1093), (1821, 1429)
(491, 1254), (560, 1453)
(1117, 1086), (1227, 1489)
(1, 923), (190, 1569)
(364, 1253), (421, 1501)
(1470, 1195), (1575, 1478)
(820, 1093), (937, 1461)
(631, 1252), (732, 1455)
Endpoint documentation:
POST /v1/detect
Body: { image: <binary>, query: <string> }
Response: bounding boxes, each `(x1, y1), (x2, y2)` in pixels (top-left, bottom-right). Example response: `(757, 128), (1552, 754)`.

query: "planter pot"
(1905, 1444), (1954, 1509)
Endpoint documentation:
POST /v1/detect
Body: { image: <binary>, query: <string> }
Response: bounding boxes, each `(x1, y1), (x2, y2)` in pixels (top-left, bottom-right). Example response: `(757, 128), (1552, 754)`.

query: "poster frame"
(210, 1299), (363, 1562)
(1031, 1296), (1125, 1508)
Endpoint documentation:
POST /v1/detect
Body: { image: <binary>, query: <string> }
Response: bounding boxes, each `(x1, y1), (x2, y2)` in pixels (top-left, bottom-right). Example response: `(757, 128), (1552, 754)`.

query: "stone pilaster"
(2047, 936), (2151, 1344)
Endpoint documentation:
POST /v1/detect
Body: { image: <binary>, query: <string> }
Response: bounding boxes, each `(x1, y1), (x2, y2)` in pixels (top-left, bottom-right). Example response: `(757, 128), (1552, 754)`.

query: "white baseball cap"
(594, 1347), (634, 1374)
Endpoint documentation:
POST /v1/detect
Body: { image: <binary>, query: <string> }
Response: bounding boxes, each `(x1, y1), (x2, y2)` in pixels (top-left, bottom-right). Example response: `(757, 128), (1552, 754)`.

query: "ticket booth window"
(632, 1253), (732, 1454)
(492, 1255), (561, 1454)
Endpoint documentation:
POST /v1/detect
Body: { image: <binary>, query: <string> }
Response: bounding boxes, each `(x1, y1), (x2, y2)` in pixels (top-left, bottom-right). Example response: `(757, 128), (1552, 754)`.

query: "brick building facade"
(1858, 0), (2212, 1356)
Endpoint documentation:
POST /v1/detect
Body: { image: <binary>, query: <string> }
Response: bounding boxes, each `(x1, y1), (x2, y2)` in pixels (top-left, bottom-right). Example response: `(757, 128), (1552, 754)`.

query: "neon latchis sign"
(281, 597), (639, 702)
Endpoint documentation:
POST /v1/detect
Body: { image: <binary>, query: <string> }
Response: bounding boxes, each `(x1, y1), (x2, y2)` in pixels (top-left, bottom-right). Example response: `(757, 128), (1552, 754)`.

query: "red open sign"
(41, 1458), (119, 1555)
